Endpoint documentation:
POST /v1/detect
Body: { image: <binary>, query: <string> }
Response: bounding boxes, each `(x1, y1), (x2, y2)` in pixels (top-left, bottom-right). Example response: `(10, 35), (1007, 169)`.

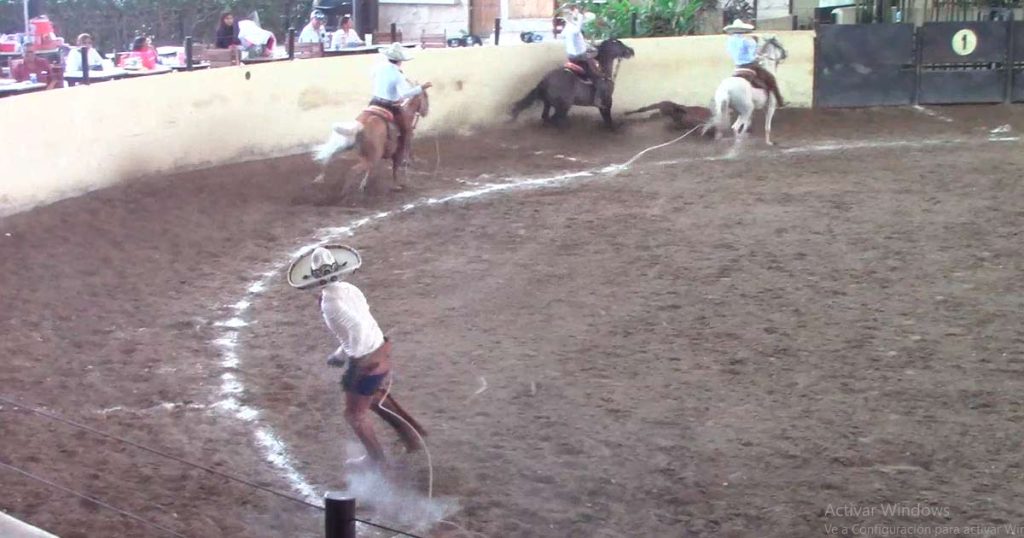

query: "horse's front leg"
(541, 99), (552, 124)
(391, 155), (407, 192)
(764, 97), (777, 146)
(358, 169), (371, 192)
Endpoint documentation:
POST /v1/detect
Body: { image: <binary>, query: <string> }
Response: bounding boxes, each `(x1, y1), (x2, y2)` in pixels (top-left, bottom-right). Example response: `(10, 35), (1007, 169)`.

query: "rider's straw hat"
(724, 19), (755, 33)
(287, 245), (362, 290)
(380, 42), (413, 62)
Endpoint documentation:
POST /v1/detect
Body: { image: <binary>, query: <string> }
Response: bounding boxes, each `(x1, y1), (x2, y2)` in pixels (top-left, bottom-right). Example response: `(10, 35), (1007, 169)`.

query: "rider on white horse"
(725, 19), (786, 108)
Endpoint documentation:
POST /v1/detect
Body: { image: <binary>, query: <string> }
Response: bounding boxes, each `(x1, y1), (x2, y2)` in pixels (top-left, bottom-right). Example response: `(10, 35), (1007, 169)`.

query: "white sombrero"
(380, 42), (413, 62)
(724, 19), (755, 33)
(287, 245), (362, 290)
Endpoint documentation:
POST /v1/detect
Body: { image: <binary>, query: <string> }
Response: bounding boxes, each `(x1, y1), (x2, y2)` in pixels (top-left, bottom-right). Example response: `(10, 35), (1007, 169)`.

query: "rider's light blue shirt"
(372, 61), (422, 103)
(727, 34), (758, 66)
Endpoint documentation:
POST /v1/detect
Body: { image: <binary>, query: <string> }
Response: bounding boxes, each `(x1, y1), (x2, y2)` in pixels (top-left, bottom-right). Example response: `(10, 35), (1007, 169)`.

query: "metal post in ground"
(324, 493), (356, 538)
(494, 18), (501, 45)
(391, 23), (398, 43)
(185, 36), (194, 71)
(631, 12), (638, 37)
(288, 27), (296, 59)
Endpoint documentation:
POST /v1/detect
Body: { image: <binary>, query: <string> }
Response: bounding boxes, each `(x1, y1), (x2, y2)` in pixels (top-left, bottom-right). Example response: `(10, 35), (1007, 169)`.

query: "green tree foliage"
(0, 0), (314, 51)
(574, 0), (718, 39)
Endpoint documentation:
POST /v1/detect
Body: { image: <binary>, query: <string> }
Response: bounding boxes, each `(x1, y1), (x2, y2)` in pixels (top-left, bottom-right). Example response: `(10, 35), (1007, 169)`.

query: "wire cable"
(0, 459), (189, 538)
(0, 394), (322, 511)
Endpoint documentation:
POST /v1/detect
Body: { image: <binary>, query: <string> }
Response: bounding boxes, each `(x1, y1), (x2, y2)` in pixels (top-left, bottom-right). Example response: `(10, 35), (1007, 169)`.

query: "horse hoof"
(313, 173), (325, 184)
(391, 184), (407, 192)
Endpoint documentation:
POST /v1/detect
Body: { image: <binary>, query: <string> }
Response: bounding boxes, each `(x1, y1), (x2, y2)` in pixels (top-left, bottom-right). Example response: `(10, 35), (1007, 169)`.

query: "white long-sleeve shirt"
(65, 46), (104, 72)
(298, 22), (324, 44)
(238, 20), (275, 49)
(372, 61), (423, 102)
(331, 28), (364, 49)
(320, 282), (385, 359)
(562, 17), (588, 57)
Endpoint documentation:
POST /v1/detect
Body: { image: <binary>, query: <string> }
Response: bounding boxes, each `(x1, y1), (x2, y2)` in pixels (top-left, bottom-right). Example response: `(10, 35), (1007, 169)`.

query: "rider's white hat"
(287, 245), (362, 290)
(380, 42), (413, 62)
(724, 19), (755, 33)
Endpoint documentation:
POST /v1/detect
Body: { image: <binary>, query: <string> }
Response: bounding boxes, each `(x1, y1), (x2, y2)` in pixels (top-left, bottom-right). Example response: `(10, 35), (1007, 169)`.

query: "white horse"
(704, 35), (788, 146)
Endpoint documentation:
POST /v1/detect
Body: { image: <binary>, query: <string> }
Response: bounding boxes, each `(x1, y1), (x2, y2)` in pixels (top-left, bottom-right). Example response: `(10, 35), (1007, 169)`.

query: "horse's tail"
(509, 85), (542, 119)
(312, 121), (364, 165)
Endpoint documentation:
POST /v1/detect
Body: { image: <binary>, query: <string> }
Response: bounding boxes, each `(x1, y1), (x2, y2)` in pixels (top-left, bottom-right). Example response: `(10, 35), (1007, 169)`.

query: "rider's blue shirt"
(727, 34), (757, 66)
(372, 61), (422, 103)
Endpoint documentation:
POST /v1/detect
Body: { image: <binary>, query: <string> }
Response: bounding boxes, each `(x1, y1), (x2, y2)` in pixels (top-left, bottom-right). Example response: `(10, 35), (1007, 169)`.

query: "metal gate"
(1013, 22), (1024, 102)
(814, 24), (917, 108)
(918, 21), (1010, 104)
(814, 20), (1023, 107)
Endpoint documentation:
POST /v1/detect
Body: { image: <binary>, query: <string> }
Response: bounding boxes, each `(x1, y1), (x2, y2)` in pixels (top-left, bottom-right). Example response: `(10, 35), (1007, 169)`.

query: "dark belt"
(350, 337), (390, 371)
(370, 98), (400, 109)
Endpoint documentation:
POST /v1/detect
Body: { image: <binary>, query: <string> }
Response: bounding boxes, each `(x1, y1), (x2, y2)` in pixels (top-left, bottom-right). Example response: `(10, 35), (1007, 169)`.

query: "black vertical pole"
(185, 36), (193, 71)
(288, 27), (296, 59)
(325, 494), (356, 538)
(913, 25), (922, 105)
(390, 22), (398, 43)
(494, 18), (501, 45)
(80, 46), (89, 84)
(631, 12), (638, 37)
(1005, 12), (1014, 103)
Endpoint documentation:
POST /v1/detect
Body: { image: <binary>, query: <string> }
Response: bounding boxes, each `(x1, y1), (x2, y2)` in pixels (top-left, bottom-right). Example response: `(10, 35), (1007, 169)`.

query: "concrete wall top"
(0, 512), (59, 538)
(0, 31), (814, 218)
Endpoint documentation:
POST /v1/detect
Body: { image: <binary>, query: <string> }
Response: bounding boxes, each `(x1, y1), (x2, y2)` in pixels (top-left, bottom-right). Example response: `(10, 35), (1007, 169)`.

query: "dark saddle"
(733, 68), (768, 90)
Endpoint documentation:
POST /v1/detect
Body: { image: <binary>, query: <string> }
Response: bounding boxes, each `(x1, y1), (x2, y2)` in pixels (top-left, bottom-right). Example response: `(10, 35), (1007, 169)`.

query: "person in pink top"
(289, 245), (426, 466)
(125, 36), (158, 69)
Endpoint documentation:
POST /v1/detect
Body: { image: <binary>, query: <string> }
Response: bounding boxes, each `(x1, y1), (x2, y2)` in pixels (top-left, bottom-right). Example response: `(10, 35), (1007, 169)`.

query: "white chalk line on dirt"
(207, 132), (997, 513)
(913, 105), (956, 123)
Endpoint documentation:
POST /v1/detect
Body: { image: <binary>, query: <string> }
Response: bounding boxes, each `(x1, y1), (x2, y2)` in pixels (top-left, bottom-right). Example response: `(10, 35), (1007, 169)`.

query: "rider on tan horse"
(371, 44), (432, 162)
(725, 19), (786, 108)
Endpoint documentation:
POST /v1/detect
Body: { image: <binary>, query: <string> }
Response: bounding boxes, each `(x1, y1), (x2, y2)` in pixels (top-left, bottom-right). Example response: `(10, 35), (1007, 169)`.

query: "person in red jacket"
(124, 36), (158, 69)
(11, 45), (51, 83)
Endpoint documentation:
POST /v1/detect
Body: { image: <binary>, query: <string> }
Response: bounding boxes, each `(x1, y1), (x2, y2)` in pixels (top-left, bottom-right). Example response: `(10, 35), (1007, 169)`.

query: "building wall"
(379, 2), (469, 38)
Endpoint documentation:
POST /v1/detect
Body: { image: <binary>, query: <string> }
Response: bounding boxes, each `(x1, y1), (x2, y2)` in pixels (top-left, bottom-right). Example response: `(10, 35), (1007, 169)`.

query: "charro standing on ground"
(724, 18), (786, 107)
(288, 245), (426, 465)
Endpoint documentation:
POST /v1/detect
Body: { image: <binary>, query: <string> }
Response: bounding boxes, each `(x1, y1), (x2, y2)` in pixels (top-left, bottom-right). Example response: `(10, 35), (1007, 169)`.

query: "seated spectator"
(123, 36), (158, 69)
(215, 12), (241, 48)
(237, 19), (276, 57)
(330, 16), (364, 49)
(298, 10), (326, 45)
(11, 45), (51, 82)
(64, 33), (105, 72)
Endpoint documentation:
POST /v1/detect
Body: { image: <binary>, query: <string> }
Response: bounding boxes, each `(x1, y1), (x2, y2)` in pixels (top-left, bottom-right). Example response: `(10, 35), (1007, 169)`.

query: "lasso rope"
(607, 124), (703, 175)
(378, 373), (434, 500)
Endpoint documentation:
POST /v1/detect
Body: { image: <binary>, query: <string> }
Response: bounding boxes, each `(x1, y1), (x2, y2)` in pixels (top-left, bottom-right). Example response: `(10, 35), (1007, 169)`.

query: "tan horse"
(312, 91), (430, 194)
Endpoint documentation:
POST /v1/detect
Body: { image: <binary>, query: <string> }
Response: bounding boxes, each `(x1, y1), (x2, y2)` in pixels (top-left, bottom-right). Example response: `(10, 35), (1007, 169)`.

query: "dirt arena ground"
(2, 105), (1024, 538)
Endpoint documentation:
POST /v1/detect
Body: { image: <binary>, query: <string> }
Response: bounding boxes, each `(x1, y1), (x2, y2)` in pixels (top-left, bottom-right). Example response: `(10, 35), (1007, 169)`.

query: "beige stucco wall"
(0, 31), (813, 217)
(379, 3), (468, 37)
